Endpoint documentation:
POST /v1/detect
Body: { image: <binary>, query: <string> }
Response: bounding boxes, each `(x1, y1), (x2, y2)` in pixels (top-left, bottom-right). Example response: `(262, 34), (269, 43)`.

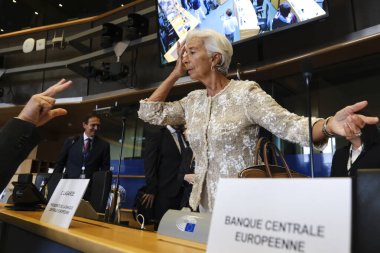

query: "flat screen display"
(156, 0), (328, 64)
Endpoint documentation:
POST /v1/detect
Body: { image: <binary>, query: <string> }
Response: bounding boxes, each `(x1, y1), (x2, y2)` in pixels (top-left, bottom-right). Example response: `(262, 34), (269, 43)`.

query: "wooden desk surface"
(0, 207), (205, 253)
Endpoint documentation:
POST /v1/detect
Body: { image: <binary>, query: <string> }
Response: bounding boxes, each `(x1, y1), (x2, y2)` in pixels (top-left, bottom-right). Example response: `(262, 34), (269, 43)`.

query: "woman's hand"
(146, 42), (186, 102)
(172, 41), (187, 78)
(184, 173), (195, 184)
(328, 101), (379, 137)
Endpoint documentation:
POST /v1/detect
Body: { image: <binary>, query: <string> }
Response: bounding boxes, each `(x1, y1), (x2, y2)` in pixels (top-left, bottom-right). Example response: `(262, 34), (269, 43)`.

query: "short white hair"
(185, 29), (233, 75)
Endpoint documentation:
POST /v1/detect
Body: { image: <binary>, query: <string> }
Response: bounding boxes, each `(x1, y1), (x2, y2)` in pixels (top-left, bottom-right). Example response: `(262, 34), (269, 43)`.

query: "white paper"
(207, 178), (351, 253)
(40, 179), (90, 229)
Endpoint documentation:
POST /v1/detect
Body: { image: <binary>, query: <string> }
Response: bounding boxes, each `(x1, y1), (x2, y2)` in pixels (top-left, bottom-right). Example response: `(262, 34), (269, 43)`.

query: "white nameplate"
(40, 179), (90, 229)
(207, 178), (351, 253)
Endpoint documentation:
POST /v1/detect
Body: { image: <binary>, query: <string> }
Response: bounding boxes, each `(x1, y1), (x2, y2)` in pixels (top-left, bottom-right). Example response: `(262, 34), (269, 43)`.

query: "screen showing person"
(156, 0), (328, 64)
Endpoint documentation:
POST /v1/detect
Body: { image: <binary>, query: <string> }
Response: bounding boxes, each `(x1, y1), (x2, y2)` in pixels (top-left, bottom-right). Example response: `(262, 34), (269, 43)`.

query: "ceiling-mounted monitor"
(156, 0), (328, 65)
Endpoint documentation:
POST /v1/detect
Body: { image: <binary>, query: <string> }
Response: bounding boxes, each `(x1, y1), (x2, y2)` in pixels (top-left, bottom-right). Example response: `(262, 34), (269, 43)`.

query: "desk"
(0, 208), (205, 253)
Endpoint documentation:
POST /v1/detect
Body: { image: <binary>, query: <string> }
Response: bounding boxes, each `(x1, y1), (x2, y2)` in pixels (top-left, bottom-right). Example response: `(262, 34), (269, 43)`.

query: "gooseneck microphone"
(93, 103), (128, 223)
(302, 59), (315, 178)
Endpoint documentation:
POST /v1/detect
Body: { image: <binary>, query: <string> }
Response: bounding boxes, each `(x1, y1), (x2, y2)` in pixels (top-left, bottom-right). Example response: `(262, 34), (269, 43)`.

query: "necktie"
(175, 130), (186, 152)
(83, 138), (92, 154)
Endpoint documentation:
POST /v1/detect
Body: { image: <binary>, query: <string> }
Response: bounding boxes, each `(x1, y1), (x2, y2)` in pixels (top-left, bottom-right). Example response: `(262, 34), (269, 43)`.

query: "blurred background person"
(142, 125), (189, 226)
(178, 127), (195, 209)
(222, 9), (238, 43)
(191, 0), (206, 24)
(53, 113), (110, 199)
(271, 2), (298, 30)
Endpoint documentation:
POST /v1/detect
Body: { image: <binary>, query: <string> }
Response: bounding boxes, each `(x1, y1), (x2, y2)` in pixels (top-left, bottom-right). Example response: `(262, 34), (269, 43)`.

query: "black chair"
(354, 169), (380, 253)
(17, 173), (33, 184)
(90, 171), (112, 213)
(46, 173), (64, 201)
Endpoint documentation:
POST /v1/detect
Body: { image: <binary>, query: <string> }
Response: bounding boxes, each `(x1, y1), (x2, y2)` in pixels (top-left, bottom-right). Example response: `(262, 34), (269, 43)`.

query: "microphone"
(301, 59), (315, 178)
(302, 59), (313, 87)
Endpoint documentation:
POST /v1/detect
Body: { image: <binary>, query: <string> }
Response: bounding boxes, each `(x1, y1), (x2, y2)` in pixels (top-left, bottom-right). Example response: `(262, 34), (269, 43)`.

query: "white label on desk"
(40, 179), (90, 229)
(207, 178), (351, 253)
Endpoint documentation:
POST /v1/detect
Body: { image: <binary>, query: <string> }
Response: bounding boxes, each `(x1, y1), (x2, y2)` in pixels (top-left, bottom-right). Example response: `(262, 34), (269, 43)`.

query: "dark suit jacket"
(54, 135), (110, 179)
(144, 127), (183, 197)
(177, 146), (194, 209)
(331, 143), (380, 177)
(0, 118), (40, 192)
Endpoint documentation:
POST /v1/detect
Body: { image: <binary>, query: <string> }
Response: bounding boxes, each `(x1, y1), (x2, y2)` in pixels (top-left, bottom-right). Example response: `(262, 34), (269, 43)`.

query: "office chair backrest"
(46, 173), (63, 201)
(18, 173), (33, 184)
(90, 171), (112, 213)
(353, 168), (380, 253)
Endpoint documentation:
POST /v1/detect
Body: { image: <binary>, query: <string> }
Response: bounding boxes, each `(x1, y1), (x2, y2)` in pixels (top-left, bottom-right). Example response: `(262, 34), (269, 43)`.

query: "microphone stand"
(105, 116), (127, 223)
(304, 71), (315, 178)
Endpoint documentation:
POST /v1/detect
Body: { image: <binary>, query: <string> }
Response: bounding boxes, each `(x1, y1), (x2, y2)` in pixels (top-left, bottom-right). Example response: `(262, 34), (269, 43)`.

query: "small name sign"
(40, 179), (89, 228)
(207, 178), (351, 253)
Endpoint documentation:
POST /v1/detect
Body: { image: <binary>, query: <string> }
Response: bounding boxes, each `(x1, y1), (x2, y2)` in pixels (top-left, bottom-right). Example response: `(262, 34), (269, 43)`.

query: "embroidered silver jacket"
(138, 80), (324, 211)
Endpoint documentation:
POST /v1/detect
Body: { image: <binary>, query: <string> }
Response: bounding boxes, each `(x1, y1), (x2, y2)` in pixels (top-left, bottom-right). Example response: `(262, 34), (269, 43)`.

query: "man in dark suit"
(0, 79), (72, 193)
(142, 125), (188, 225)
(54, 114), (110, 198)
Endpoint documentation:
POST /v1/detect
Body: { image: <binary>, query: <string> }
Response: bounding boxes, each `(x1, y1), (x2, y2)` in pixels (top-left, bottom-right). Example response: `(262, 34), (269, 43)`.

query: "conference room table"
(0, 207), (206, 253)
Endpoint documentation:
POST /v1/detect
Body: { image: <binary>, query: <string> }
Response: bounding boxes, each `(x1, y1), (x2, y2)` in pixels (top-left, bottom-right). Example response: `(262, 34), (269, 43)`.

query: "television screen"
(156, 0), (328, 64)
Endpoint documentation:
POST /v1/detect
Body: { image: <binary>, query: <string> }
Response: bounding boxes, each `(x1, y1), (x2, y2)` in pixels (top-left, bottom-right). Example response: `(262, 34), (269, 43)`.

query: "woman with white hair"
(138, 29), (378, 212)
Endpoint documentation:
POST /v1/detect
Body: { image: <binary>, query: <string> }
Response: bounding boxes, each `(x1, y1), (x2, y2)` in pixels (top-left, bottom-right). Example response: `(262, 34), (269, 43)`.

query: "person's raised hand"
(172, 41), (187, 78)
(327, 101), (379, 137)
(17, 78), (72, 126)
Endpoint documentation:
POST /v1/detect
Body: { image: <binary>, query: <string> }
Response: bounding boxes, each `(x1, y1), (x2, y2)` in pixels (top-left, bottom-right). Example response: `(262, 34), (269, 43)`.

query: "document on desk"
(208, 178), (351, 253)
(41, 179), (90, 229)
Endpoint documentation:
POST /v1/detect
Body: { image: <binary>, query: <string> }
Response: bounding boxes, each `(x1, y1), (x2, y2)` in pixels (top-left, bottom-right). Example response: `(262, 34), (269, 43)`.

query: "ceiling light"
(121, 4), (124, 7)
(0, 29), (4, 32)
(34, 11), (39, 15)
(59, 3), (63, 7)
(12, 0), (17, 3)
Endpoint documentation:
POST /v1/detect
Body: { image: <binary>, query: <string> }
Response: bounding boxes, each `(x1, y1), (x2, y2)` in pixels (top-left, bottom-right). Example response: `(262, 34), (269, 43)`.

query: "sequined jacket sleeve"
(138, 99), (188, 127)
(241, 80), (325, 148)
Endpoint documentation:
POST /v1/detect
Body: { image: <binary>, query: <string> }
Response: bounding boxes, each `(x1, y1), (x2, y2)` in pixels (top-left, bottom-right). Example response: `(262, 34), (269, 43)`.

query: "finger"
(350, 115), (366, 129)
(47, 108), (68, 118)
(37, 109), (67, 126)
(42, 79), (72, 97)
(39, 95), (56, 108)
(346, 101), (368, 114)
(361, 115), (379, 125)
(346, 117), (362, 136)
(343, 123), (353, 138)
(177, 41), (186, 58)
(39, 98), (55, 115)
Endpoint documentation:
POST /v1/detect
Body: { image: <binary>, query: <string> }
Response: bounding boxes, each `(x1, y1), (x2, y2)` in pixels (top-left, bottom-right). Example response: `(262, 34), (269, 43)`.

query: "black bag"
(132, 186), (155, 225)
